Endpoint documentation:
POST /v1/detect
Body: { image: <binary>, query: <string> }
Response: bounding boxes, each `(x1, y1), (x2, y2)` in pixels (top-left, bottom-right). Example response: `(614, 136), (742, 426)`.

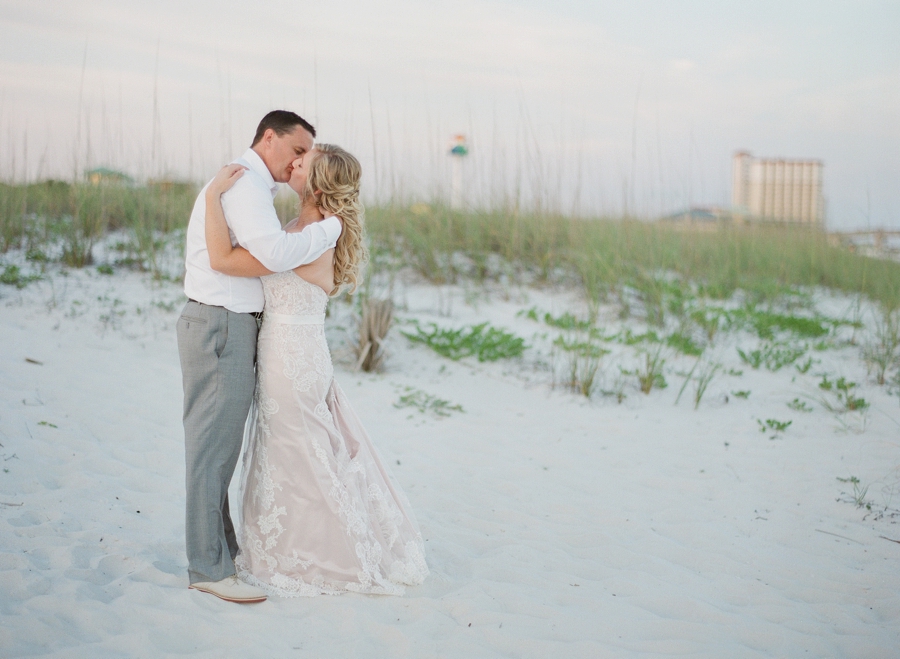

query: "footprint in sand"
(7, 511), (42, 527)
(66, 553), (133, 587)
(2, 572), (52, 602)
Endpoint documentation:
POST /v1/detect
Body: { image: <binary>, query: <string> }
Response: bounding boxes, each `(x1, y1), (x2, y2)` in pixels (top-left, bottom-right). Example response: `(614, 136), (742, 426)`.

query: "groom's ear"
(261, 128), (275, 146)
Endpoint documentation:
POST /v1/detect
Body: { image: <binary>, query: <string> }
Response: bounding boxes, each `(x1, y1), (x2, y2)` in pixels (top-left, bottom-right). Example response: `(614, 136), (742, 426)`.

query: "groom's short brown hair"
(251, 110), (316, 147)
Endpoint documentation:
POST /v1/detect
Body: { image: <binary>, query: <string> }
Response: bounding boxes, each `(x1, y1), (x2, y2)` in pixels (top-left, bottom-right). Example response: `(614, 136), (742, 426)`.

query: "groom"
(176, 110), (341, 603)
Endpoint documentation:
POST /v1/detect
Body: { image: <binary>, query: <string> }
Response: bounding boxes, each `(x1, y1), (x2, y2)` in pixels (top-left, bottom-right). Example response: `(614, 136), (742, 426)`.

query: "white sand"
(1, 266), (899, 658)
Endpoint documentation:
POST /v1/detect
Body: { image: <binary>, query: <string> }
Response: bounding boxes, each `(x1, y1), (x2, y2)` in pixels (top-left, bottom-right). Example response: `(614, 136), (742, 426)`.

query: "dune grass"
(365, 204), (900, 310)
(2, 181), (900, 310)
(0, 180), (195, 275)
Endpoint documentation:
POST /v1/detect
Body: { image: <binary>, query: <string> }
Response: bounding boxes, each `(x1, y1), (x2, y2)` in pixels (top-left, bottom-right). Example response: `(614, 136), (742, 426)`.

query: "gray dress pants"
(176, 300), (258, 584)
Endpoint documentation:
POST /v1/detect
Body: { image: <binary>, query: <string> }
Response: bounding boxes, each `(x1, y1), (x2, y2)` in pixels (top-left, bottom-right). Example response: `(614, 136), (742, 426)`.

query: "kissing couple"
(176, 110), (429, 603)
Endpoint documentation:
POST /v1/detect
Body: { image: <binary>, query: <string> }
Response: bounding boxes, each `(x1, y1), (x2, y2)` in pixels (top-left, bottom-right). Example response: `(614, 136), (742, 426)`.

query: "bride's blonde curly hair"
(304, 144), (368, 294)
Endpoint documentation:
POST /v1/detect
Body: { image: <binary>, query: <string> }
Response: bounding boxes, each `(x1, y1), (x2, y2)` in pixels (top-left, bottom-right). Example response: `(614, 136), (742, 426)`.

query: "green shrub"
(402, 321), (526, 362)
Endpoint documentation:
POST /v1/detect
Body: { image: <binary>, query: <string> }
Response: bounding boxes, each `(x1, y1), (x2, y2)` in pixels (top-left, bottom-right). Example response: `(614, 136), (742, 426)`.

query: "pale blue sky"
(0, 0), (897, 228)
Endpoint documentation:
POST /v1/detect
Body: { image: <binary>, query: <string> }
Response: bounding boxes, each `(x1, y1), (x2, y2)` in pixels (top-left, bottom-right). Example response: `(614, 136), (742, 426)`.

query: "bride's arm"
(205, 164), (274, 277)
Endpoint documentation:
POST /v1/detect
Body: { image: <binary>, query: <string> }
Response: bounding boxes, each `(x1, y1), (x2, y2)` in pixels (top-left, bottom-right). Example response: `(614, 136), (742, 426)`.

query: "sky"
(0, 0), (898, 229)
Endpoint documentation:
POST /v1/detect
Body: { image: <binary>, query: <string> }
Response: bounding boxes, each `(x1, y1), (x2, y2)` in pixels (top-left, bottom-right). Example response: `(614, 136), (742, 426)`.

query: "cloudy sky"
(1, 0), (897, 228)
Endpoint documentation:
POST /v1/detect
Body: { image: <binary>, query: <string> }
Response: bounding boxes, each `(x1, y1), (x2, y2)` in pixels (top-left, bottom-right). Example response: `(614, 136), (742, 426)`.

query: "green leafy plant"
(665, 331), (704, 357)
(394, 387), (464, 417)
(520, 307), (593, 332)
(818, 375), (869, 412)
(758, 418), (792, 439)
(836, 476), (871, 510)
(764, 343), (807, 370)
(618, 328), (661, 346)
(402, 321), (526, 362)
(731, 390), (751, 399)
(795, 356), (816, 374)
(737, 347), (763, 369)
(787, 398), (813, 412)
(731, 307), (831, 340)
(738, 342), (806, 371)
(0, 264), (41, 289)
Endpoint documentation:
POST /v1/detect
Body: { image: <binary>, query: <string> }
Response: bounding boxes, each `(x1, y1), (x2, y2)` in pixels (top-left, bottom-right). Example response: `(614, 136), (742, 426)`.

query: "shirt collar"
(240, 148), (278, 198)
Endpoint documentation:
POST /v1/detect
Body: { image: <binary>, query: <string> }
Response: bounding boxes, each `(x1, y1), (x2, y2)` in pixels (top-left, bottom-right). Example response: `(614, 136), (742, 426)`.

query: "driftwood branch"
(354, 299), (393, 372)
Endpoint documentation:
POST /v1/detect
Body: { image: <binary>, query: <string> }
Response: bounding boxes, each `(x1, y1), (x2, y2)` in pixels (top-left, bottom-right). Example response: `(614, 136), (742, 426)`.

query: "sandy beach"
(1, 264), (898, 658)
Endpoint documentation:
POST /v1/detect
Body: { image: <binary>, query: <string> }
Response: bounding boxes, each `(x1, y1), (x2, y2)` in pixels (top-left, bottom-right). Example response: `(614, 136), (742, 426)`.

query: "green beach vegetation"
(3, 180), (900, 414)
(3, 182), (899, 309)
(364, 204), (900, 310)
(0, 179), (195, 277)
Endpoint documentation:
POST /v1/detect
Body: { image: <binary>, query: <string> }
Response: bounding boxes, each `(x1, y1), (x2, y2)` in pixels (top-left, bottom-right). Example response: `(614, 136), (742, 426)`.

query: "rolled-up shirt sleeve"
(222, 177), (343, 272)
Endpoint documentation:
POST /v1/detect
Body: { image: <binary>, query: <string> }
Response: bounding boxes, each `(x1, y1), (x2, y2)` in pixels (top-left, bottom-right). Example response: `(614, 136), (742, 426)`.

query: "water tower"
(448, 134), (468, 210)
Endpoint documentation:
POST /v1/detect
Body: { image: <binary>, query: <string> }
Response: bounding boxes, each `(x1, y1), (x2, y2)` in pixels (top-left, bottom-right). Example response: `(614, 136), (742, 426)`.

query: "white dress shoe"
(189, 575), (267, 603)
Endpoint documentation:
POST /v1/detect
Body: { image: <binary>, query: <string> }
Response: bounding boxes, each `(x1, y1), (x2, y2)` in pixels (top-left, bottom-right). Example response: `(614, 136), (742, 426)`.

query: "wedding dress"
(234, 271), (429, 596)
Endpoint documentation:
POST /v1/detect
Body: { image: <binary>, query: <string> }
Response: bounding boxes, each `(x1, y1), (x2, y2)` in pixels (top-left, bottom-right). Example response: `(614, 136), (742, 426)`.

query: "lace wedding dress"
(234, 271), (429, 597)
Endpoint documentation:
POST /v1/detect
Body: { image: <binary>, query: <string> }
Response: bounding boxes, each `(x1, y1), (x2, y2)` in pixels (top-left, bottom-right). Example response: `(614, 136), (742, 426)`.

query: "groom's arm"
(222, 177), (341, 272)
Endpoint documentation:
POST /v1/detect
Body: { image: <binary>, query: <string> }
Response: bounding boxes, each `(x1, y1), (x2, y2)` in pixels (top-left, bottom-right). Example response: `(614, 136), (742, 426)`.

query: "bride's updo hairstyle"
(304, 144), (368, 294)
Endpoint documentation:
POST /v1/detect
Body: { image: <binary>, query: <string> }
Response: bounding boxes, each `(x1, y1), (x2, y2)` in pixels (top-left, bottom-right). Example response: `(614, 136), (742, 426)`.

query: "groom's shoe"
(189, 575), (267, 603)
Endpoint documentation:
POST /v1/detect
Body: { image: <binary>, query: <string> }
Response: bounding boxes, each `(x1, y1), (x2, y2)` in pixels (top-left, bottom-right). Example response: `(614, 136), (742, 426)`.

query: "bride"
(203, 144), (428, 596)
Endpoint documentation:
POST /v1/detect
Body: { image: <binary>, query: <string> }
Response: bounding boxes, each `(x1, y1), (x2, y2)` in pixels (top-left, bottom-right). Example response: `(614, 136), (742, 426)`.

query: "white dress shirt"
(184, 148), (342, 313)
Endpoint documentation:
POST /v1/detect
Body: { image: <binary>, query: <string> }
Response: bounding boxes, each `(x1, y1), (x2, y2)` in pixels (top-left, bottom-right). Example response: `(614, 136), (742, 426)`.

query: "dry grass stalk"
(355, 298), (394, 372)
(862, 306), (900, 385)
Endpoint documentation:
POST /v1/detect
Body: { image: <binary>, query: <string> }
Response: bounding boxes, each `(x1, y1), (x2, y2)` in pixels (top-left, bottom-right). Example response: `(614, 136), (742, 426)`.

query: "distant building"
(732, 152), (823, 226)
(85, 167), (133, 186)
(661, 206), (731, 231)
